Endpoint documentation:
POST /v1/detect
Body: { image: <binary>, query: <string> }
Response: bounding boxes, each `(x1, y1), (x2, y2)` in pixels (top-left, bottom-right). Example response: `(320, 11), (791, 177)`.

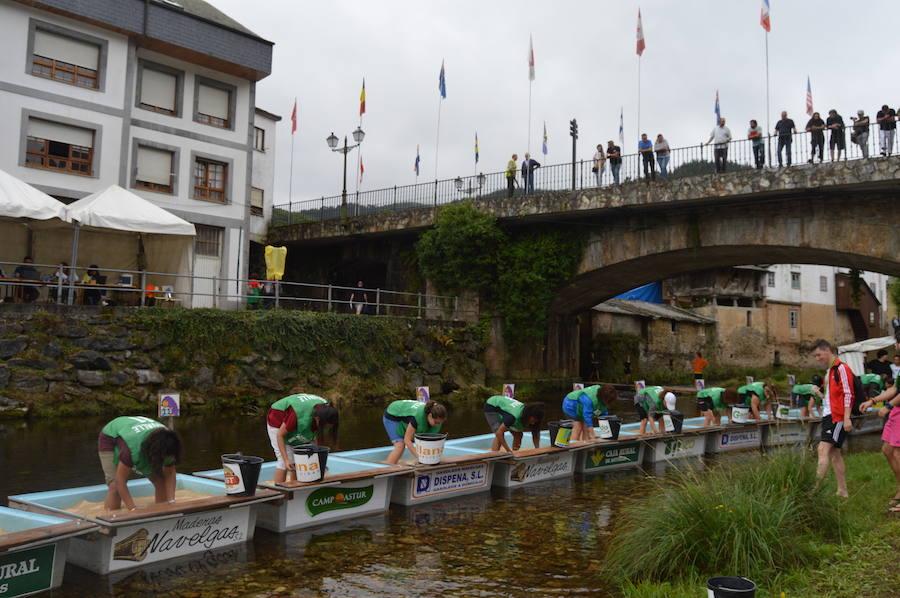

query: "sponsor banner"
(109, 508), (250, 572)
(416, 386), (430, 403)
(634, 380), (646, 392)
(572, 383), (584, 391)
(717, 429), (761, 451)
(766, 424), (806, 446)
(695, 379), (705, 391)
(502, 384), (515, 398)
(306, 485), (374, 517)
(507, 453), (572, 485)
(584, 443), (641, 470)
(0, 544), (55, 598)
(655, 436), (703, 460)
(411, 463), (488, 499)
(787, 374), (796, 386)
(158, 392), (180, 418)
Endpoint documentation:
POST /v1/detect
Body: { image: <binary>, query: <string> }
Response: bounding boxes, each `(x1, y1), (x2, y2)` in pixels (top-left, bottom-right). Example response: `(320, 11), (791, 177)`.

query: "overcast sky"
(212, 0), (900, 207)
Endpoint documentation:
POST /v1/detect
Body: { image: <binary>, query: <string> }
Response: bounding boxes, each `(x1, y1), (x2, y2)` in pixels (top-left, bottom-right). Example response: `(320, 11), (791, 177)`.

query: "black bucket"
(596, 415), (622, 440)
(292, 444), (329, 483)
(547, 420), (574, 447)
(706, 576), (756, 597)
(221, 453), (263, 496)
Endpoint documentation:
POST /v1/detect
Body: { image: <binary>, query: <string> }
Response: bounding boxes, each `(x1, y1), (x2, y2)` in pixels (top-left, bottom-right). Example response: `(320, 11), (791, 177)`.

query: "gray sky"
(212, 0), (900, 207)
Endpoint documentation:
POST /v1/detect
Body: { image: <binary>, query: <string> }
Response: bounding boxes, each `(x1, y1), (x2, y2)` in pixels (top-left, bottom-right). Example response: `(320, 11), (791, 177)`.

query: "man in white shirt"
(706, 118), (732, 173)
(891, 355), (900, 380)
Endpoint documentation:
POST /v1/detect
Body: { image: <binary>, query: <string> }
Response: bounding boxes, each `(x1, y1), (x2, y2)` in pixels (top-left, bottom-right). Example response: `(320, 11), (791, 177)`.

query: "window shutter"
(140, 68), (177, 111)
(27, 118), (94, 147)
(33, 30), (99, 70)
(136, 147), (172, 185)
(197, 84), (229, 119)
(250, 187), (264, 208)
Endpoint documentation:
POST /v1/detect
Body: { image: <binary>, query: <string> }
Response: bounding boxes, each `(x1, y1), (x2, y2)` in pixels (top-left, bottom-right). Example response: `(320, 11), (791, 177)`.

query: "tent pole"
(67, 222), (80, 305)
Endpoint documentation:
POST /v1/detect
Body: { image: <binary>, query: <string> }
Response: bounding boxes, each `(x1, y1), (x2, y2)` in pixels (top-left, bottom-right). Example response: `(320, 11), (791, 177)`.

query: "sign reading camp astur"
(0, 544), (55, 598)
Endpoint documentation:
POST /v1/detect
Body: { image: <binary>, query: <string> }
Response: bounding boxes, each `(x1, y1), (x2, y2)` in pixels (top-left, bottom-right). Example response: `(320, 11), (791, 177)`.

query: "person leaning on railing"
(592, 144), (606, 187)
(774, 111), (796, 167)
(806, 112), (826, 164)
(826, 109), (846, 162)
(606, 140), (622, 184)
(748, 119), (765, 168)
(850, 110), (870, 158)
(505, 153), (518, 198)
(654, 134), (671, 179)
(876, 104), (896, 156)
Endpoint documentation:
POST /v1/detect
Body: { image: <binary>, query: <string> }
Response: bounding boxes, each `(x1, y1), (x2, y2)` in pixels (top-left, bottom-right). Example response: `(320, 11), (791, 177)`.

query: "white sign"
(662, 414), (675, 432)
(107, 507), (251, 572)
(746, 376), (755, 385)
(635, 380), (646, 392)
(572, 383), (585, 391)
(502, 384), (515, 398)
(654, 436), (703, 460)
(597, 419), (613, 439)
(717, 429), (761, 452)
(787, 374), (796, 386)
(411, 463), (488, 499)
(416, 386), (430, 403)
(158, 392), (180, 418)
(695, 378), (705, 390)
(766, 423), (806, 446)
(506, 453), (572, 486)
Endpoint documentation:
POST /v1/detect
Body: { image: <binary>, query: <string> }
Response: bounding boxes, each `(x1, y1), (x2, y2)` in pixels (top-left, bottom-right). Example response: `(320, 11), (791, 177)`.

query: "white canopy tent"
(0, 168), (67, 275)
(838, 336), (897, 376)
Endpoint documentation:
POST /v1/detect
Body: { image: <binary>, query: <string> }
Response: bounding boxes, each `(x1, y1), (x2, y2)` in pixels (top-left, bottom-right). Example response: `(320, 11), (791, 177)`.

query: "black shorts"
(635, 403), (648, 420)
(829, 134), (846, 150)
(697, 397), (714, 412)
(821, 418), (847, 448)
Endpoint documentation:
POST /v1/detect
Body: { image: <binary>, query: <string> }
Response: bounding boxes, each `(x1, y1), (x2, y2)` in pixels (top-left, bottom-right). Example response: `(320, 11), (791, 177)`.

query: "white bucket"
(775, 404), (791, 420)
(732, 406), (750, 424)
(292, 444), (329, 483)
(414, 433), (447, 465)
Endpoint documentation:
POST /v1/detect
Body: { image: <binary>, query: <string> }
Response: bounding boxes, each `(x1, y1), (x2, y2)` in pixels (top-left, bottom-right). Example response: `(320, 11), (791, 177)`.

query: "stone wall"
(0, 309), (487, 418)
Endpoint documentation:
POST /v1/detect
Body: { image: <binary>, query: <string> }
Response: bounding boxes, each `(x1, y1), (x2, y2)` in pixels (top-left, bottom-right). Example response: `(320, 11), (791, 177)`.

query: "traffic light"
(569, 119), (578, 139)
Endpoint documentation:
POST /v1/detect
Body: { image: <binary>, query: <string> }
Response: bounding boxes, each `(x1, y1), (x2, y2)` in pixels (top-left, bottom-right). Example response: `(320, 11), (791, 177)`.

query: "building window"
(24, 118), (94, 175)
(31, 28), (100, 89)
(254, 127), (265, 151)
(193, 158), (227, 202)
(195, 80), (233, 129)
(746, 311), (752, 327)
(790, 272), (801, 289)
(789, 310), (798, 329)
(819, 276), (827, 292)
(138, 64), (179, 115)
(766, 272), (775, 287)
(135, 146), (174, 193)
(194, 225), (222, 257)
(670, 321), (677, 333)
(869, 312), (875, 325)
(250, 187), (264, 216)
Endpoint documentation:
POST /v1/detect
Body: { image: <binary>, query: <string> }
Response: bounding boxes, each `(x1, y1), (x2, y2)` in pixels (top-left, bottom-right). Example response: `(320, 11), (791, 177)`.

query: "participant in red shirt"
(811, 339), (854, 498)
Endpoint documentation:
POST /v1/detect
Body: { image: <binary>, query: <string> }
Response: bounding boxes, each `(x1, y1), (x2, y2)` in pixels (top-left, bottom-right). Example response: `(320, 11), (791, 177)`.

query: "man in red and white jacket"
(811, 339), (854, 497)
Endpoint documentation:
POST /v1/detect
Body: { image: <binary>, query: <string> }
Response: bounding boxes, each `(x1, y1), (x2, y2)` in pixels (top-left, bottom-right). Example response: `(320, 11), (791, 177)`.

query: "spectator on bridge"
(607, 140), (622, 184)
(774, 111), (796, 167)
(876, 104), (896, 156)
(13, 256), (40, 303)
(748, 119), (765, 169)
(521, 152), (540, 195)
(654, 134), (671, 179)
(826, 109), (846, 162)
(806, 111), (826, 164)
(706, 118), (732, 173)
(350, 280), (369, 315)
(505, 154), (518, 198)
(591, 144), (606, 187)
(851, 110), (870, 158)
(638, 134), (655, 180)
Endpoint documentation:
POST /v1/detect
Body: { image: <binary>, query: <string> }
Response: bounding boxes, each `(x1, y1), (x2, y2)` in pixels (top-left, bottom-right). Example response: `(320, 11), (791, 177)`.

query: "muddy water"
(64, 488), (213, 519)
(0, 397), (882, 597)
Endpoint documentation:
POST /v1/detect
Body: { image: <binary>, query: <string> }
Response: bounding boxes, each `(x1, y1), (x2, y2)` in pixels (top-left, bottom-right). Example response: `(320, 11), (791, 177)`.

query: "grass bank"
(609, 451), (899, 598)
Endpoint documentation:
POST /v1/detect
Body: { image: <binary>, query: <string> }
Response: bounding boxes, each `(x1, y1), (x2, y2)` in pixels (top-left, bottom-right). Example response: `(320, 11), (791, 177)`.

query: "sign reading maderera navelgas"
(0, 544), (55, 598)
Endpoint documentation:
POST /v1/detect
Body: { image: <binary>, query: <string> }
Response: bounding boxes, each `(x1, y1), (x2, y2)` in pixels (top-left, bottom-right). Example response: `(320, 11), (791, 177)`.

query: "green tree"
(888, 278), (900, 315)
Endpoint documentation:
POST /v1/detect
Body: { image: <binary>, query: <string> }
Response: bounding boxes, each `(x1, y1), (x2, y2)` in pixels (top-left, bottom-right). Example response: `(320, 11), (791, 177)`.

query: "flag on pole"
(760, 0), (771, 32)
(438, 60), (447, 99)
(414, 145), (420, 176)
(542, 122), (548, 156)
(636, 9), (646, 56)
(805, 76), (813, 116)
(618, 107), (624, 146)
(714, 90), (721, 123)
(290, 99), (297, 134)
(475, 132), (479, 164)
(359, 157), (364, 183)
(528, 35), (535, 81)
(359, 79), (366, 116)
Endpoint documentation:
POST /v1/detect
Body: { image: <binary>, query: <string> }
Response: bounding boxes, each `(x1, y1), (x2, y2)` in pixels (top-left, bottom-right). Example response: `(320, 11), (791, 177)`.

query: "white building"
(250, 107), (279, 246)
(0, 0), (274, 307)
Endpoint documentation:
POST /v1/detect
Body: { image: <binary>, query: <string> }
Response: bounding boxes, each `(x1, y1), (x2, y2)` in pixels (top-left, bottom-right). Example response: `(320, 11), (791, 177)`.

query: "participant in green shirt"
(383, 400), (448, 464)
(697, 387), (728, 426)
(267, 394), (339, 483)
(484, 395), (544, 453)
(792, 378), (824, 418)
(738, 381), (777, 420)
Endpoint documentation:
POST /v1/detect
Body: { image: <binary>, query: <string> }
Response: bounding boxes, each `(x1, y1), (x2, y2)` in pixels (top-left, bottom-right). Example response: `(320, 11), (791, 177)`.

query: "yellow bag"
(265, 245), (287, 281)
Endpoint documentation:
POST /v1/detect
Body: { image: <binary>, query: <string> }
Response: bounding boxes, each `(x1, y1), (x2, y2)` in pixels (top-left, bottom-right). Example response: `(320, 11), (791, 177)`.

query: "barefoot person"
(738, 381), (777, 420)
(383, 400), (447, 464)
(811, 339), (854, 498)
(267, 394), (340, 484)
(793, 376), (824, 418)
(98, 416), (181, 512)
(484, 395), (544, 453)
(635, 386), (673, 435)
(858, 335), (900, 513)
(562, 384), (615, 441)
(696, 386), (729, 426)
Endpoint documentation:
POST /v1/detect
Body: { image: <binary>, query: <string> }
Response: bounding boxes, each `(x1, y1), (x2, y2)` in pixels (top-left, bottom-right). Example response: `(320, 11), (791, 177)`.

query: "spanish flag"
(359, 78), (366, 116)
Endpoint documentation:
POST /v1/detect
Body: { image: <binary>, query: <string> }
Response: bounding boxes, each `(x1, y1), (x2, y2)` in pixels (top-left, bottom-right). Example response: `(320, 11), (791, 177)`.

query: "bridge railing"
(272, 123), (889, 226)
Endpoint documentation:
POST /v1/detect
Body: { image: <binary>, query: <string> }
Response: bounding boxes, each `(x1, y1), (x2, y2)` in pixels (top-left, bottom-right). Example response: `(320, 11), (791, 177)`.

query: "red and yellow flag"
(359, 78), (366, 116)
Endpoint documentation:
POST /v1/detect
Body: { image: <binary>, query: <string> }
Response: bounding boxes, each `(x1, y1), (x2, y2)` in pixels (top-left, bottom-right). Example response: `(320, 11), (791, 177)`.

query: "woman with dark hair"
(738, 381), (777, 420)
(267, 394), (339, 483)
(383, 400), (447, 464)
(793, 375), (824, 418)
(484, 395), (544, 453)
(562, 385), (615, 441)
(696, 387), (732, 426)
(98, 416), (182, 512)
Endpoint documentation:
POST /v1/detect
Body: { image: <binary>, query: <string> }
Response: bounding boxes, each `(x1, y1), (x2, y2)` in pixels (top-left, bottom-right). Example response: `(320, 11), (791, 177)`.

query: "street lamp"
(454, 173), (486, 198)
(326, 126), (365, 218)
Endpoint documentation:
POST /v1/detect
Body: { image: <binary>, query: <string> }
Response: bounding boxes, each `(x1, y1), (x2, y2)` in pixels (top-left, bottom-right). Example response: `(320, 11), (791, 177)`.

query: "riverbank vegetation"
(608, 451), (899, 598)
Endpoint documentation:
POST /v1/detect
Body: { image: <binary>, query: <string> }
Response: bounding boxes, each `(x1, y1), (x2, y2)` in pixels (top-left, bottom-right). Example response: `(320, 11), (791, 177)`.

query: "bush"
(607, 450), (850, 584)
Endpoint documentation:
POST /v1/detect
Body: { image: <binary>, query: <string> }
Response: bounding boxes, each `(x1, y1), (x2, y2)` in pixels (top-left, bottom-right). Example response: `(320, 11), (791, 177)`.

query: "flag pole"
(528, 81), (532, 154)
(289, 96), (296, 201)
(765, 31), (771, 167)
(434, 95), (442, 181)
(637, 56), (641, 140)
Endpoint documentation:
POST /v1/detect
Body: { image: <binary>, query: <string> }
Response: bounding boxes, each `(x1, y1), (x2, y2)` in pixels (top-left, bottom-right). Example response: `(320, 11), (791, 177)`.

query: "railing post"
(433, 180), (438, 206)
(327, 284), (332, 313)
(274, 279), (280, 309)
(140, 272), (146, 307)
(392, 186), (397, 210)
(376, 288), (381, 315)
(320, 197), (325, 222)
(417, 292), (423, 319)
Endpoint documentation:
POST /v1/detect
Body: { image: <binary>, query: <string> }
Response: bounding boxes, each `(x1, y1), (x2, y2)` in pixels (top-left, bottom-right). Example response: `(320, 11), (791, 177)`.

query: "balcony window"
(24, 118), (94, 175)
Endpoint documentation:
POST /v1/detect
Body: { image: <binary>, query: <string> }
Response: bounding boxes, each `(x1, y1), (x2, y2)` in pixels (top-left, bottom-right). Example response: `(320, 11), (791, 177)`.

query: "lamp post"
(326, 126), (365, 219)
(454, 173), (486, 198)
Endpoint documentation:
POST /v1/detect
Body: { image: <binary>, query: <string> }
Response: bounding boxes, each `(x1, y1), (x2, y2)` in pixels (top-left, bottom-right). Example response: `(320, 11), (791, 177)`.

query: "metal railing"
(0, 260), (475, 320)
(272, 121), (895, 226)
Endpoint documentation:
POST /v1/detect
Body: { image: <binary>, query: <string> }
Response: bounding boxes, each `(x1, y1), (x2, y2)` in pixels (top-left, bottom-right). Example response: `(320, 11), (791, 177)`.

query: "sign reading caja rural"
(0, 544), (55, 598)
(412, 463), (488, 499)
(584, 443), (642, 470)
(306, 485), (374, 517)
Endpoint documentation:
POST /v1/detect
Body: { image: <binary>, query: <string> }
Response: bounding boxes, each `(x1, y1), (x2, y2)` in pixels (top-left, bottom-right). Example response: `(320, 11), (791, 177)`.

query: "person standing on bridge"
(748, 120), (765, 168)
(706, 118), (732, 173)
(592, 144), (606, 187)
(521, 152), (540, 195)
(607, 140), (622, 184)
(774, 111), (796, 167)
(506, 154), (518, 198)
(826, 109), (846, 162)
(806, 111), (826, 164)
(850, 110), (870, 158)
(876, 104), (896, 156)
(638, 134), (655, 180)
(654, 134), (671, 179)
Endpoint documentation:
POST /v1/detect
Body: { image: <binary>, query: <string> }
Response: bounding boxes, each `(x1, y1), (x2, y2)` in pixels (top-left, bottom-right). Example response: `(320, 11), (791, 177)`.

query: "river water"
(0, 397), (881, 597)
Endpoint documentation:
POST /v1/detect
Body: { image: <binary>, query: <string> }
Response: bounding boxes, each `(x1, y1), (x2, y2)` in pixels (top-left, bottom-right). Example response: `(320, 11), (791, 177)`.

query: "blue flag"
(414, 145), (420, 176)
(438, 60), (446, 99)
